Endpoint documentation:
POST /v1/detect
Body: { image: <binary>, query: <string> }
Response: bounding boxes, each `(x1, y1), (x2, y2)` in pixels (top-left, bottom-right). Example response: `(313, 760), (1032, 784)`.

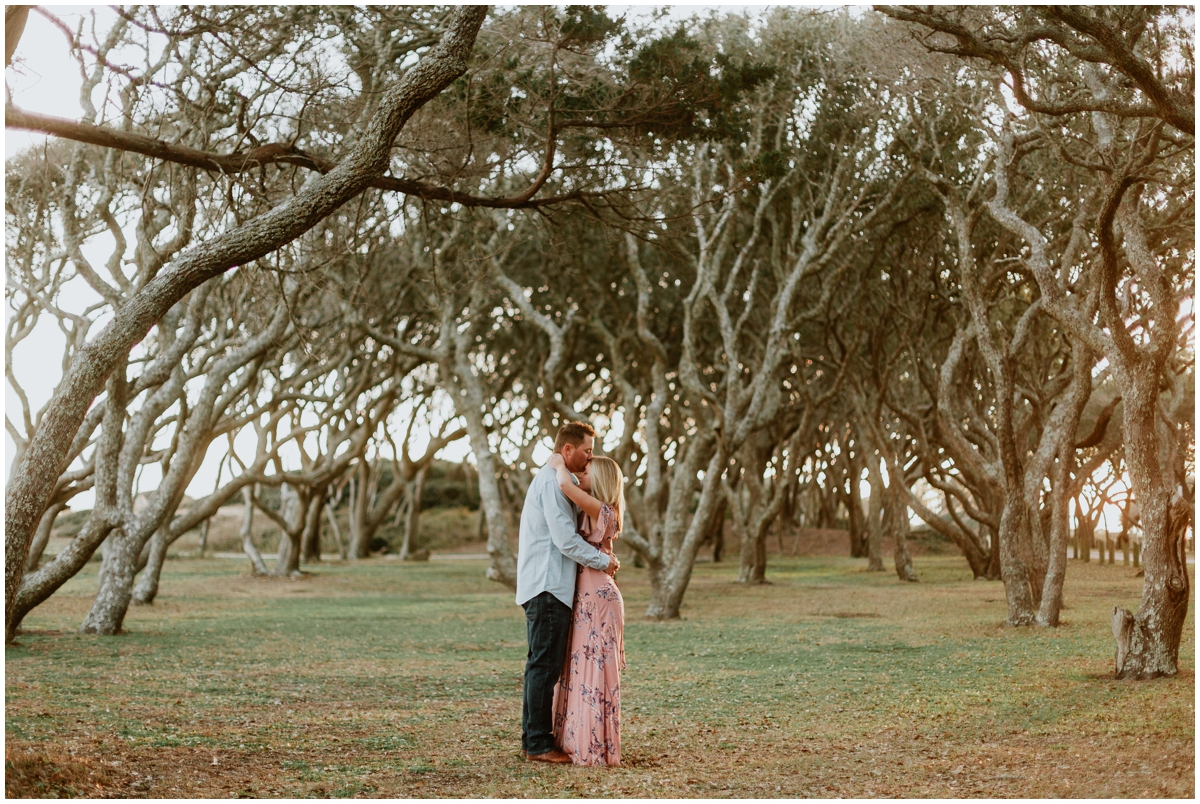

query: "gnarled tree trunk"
(1036, 445), (1073, 626)
(242, 486), (268, 575)
(864, 457), (885, 571)
(1111, 377), (1192, 678)
(131, 526), (171, 605)
(398, 466), (427, 560)
(80, 527), (141, 634)
(887, 485), (917, 582)
(645, 447), (725, 619)
(24, 502), (67, 573)
(452, 331), (517, 588)
(997, 495), (1036, 626)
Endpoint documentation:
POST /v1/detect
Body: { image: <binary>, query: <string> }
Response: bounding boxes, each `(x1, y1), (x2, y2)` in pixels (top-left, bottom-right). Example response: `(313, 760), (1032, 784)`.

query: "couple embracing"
(516, 421), (626, 766)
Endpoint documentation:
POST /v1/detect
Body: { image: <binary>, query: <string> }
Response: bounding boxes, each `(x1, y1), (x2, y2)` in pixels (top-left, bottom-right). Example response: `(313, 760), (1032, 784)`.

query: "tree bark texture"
(242, 486), (268, 575)
(24, 502), (67, 573)
(8, 513), (116, 637)
(997, 495), (1037, 626)
(301, 486), (326, 563)
(3, 5), (489, 639)
(451, 327), (517, 588)
(645, 446), (726, 619)
(325, 503), (347, 561)
(1111, 380), (1192, 678)
(79, 528), (140, 634)
(270, 484), (306, 577)
(844, 472), (866, 558)
(5, 5), (30, 67)
(347, 462), (373, 559)
(131, 527), (170, 605)
(1035, 444), (1073, 627)
(887, 485), (917, 582)
(864, 458), (885, 571)
(398, 466), (427, 561)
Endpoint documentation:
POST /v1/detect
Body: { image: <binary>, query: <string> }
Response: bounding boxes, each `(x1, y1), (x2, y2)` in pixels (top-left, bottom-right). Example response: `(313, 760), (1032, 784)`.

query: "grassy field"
(5, 553), (1194, 798)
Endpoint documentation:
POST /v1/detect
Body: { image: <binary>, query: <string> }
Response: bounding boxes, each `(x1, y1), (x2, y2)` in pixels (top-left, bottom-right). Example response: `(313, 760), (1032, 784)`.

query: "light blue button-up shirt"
(515, 464), (612, 608)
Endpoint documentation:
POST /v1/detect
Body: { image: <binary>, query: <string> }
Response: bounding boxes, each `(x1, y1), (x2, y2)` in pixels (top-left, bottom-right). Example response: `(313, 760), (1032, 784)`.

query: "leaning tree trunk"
(709, 499), (726, 563)
(982, 522), (1002, 579)
(274, 530), (301, 576)
(468, 432), (516, 586)
(241, 486), (268, 575)
(271, 483), (304, 577)
(1075, 510), (1096, 563)
(324, 503), (347, 560)
(298, 511), (319, 561)
(1018, 515), (1044, 608)
(301, 487), (325, 563)
(743, 527), (769, 584)
(648, 557), (702, 620)
(864, 458), (885, 571)
(732, 484), (759, 584)
(347, 462), (372, 559)
(735, 522), (764, 584)
(887, 485), (917, 582)
(131, 526), (171, 605)
(3, 7), (489, 633)
(1034, 348), (1092, 624)
(645, 448), (726, 619)
(24, 502), (67, 573)
(196, 519), (209, 557)
(452, 344), (517, 588)
(737, 482), (785, 585)
(398, 466), (427, 560)
(1036, 445), (1073, 626)
(80, 526), (143, 634)
(997, 494), (1037, 626)
(1111, 375), (1192, 678)
(845, 480), (866, 558)
(8, 514), (117, 638)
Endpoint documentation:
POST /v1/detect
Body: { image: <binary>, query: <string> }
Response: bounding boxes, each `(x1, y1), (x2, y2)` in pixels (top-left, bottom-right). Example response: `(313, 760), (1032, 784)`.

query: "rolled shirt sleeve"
(543, 479), (611, 572)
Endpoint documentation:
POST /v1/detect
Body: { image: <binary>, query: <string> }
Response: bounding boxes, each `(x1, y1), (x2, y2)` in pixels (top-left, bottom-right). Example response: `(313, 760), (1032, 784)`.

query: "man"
(516, 421), (619, 763)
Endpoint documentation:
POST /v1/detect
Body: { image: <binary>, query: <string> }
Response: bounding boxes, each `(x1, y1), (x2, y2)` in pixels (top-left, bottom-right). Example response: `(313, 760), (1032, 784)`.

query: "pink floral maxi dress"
(552, 503), (625, 766)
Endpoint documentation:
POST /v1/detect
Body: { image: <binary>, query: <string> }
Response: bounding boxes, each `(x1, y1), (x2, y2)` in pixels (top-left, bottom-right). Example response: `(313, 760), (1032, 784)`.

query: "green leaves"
(625, 28), (776, 143)
(559, 6), (623, 48)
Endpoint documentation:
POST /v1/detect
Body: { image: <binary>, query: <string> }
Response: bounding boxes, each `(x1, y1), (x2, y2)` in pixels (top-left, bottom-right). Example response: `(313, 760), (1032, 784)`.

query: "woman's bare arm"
(556, 466), (603, 521)
(548, 456), (603, 522)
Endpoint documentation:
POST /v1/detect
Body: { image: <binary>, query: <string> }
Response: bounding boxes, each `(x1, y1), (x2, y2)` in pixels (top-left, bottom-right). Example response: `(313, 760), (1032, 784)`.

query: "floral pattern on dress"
(551, 503), (625, 766)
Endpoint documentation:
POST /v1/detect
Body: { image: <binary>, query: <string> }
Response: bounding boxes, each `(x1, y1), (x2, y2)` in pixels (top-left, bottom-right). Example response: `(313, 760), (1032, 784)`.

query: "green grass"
(5, 554), (1194, 797)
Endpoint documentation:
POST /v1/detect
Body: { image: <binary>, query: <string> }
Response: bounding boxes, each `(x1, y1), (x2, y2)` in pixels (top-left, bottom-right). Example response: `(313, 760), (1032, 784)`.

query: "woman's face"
(574, 461), (593, 493)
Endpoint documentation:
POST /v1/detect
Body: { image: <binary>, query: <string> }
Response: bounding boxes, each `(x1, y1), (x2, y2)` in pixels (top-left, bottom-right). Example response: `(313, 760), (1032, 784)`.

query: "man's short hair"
(553, 421), (595, 453)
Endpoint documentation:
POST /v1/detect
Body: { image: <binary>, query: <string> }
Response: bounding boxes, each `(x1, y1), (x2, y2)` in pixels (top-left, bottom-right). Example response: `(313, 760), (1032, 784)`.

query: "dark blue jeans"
(521, 591), (572, 755)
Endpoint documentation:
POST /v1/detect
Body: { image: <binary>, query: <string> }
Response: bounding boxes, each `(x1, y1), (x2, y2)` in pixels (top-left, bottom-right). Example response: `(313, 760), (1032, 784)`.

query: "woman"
(546, 453), (626, 766)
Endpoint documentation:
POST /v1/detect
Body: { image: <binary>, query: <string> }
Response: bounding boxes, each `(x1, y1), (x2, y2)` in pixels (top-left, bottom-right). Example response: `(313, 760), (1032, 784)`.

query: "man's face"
(562, 436), (594, 473)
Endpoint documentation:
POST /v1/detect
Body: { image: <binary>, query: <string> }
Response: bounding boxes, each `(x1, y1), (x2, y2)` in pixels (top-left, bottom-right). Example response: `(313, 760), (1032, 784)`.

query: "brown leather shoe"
(526, 749), (571, 764)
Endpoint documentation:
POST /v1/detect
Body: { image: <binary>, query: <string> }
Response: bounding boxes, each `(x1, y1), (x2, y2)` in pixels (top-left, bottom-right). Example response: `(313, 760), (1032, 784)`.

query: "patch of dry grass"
(5, 553), (1194, 798)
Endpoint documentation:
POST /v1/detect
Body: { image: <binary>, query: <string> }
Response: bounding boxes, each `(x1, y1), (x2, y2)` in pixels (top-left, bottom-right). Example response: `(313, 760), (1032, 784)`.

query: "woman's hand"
(548, 453), (574, 491)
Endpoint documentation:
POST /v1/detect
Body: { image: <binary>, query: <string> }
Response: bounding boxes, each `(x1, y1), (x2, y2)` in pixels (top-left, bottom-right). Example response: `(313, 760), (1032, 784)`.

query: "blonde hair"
(587, 456), (625, 532)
